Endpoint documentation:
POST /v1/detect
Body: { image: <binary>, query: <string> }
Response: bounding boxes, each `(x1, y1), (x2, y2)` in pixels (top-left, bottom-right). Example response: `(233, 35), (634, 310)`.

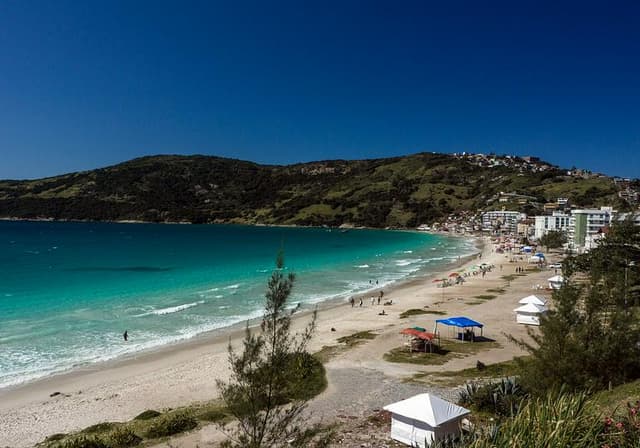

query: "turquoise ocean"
(0, 221), (476, 389)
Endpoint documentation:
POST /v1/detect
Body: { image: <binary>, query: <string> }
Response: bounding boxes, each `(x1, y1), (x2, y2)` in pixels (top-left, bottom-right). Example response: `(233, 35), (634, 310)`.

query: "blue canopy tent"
(434, 316), (484, 341)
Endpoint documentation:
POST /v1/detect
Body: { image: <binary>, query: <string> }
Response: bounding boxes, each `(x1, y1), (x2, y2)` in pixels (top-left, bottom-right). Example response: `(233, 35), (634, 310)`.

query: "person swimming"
(123, 330), (128, 341)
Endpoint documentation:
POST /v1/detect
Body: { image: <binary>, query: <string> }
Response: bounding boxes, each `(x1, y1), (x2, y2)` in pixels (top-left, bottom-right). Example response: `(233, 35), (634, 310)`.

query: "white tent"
(548, 275), (565, 290)
(514, 302), (547, 325)
(518, 294), (547, 307)
(383, 393), (470, 447)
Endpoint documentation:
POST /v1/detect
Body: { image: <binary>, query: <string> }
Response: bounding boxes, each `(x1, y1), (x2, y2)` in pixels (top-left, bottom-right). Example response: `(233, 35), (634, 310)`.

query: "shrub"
(197, 408), (228, 422)
(458, 378), (527, 417)
(144, 412), (197, 439)
(103, 428), (141, 448)
(83, 423), (118, 434)
(58, 436), (108, 448)
(133, 409), (161, 421)
(44, 433), (67, 442)
(601, 399), (640, 447)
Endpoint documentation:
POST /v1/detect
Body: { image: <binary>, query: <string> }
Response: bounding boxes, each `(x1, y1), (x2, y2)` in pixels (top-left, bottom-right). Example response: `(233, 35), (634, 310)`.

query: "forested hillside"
(0, 153), (625, 227)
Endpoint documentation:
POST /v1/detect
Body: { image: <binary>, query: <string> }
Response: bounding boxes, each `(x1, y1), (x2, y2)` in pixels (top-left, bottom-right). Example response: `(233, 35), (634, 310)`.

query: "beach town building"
(534, 211), (571, 239)
(517, 218), (534, 237)
(568, 207), (614, 250)
(481, 210), (525, 234)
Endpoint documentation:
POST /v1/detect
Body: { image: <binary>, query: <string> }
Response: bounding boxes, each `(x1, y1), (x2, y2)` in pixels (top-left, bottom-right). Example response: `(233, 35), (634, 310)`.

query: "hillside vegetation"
(0, 153), (623, 227)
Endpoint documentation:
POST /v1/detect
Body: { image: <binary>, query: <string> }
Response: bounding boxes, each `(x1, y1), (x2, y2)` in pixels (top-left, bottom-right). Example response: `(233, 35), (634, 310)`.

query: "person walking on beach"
(123, 330), (128, 342)
(350, 296), (355, 307)
(370, 296), (375, 306)
(359, 297), (363, 307)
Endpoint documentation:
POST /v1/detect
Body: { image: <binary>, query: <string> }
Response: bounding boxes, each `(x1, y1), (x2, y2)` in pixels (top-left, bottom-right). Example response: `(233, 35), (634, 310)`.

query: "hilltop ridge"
(0, 152), (635, 227)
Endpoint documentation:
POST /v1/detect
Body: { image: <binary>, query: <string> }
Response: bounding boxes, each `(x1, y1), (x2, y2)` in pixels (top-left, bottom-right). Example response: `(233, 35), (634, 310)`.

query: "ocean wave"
(137, 301), (204, 317)
(403, 250), (413, 254)
(224, 284), (241, 290)
(395, 259), (419, 267)
(355, 264), (370, 268)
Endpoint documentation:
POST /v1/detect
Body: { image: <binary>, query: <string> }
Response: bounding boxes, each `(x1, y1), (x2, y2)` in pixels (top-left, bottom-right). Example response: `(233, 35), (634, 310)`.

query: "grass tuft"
(144, 412), (198, 439)
(399, 308), (429, 318)
(336, 330), (377, 345)
(474, 295), (497, 300)
(384, 341), (501, 366)
(133, 410), (161, 421)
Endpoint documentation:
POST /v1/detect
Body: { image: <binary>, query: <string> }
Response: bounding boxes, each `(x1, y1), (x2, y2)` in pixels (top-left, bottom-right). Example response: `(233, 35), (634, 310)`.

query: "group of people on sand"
(350, 290), (388, 308)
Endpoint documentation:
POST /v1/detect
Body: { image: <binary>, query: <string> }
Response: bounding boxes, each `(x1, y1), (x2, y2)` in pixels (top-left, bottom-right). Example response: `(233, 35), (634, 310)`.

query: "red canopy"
(400, 328), (436, 341)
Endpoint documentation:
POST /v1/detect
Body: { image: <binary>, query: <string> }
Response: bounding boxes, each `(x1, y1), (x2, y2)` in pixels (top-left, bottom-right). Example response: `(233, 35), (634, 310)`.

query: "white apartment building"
(568, 207), (615, 249)
(534, 212), (571, 239)
(481, 210), (525, 234)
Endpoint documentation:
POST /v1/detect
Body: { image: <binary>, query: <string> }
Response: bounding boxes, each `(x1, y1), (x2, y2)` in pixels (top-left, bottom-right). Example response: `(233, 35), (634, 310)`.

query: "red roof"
(400, 328), (436, 341)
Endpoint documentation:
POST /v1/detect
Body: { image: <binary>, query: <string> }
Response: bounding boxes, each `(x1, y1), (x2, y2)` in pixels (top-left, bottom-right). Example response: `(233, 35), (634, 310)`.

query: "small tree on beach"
(539, 230), (566, 252)
(216, 251), (325, 448)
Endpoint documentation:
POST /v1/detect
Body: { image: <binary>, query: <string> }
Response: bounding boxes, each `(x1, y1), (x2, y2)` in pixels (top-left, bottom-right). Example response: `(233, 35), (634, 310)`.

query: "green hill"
(0, 153), (627, 227)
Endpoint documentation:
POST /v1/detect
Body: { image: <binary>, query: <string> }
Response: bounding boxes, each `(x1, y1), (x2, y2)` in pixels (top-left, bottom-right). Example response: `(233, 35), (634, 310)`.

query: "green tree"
(216, 252), (322, 448)
(517, 218), (640, 395)
(539, 230), (566, 252)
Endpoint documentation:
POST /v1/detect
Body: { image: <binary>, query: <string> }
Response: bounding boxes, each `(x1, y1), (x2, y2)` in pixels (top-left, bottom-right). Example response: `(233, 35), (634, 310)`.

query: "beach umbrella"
(449, 272), (460, 277)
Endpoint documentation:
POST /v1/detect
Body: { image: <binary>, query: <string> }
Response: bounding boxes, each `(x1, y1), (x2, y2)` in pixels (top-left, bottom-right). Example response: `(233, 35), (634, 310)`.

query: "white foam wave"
(137, 301), (204, 317)
(355, 264), (370, 268)
(395, 259), (419, 267)
(224, 284), (241, 290)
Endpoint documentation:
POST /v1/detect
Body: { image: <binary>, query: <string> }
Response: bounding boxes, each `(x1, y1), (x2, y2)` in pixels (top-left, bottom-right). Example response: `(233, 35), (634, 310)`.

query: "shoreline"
(0, 224), (478, 394)
(0, 236), (482, 396)
(0, 235), (487, 446)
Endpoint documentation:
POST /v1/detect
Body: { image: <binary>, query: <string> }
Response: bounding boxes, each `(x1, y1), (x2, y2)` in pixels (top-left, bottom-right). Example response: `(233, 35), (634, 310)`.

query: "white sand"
(0, 237), (556, 447)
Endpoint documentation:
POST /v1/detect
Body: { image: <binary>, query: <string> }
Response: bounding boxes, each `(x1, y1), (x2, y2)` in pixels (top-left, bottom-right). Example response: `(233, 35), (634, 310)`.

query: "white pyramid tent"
(548, 275), (565, 290)
(383, 393), (470, 447)
(514, 302), (547, 326)
(518, 295), (547, 307)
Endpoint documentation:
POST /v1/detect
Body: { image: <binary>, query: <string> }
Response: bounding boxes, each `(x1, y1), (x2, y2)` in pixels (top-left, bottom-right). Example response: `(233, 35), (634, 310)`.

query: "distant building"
(517, 219), (534, 237)
(569, 207), (615, 249)
(534, 212), (571, 239)
(482, 210), (525, 234)
(615, 213), (640, 226)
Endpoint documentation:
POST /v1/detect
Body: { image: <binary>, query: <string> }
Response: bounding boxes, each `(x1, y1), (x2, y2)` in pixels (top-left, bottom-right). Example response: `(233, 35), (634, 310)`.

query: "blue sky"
(0, 0), (638, 179)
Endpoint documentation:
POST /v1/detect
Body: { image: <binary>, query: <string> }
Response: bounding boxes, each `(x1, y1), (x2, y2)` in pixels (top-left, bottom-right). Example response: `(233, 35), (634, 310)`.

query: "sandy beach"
(0, 236), (558, 447)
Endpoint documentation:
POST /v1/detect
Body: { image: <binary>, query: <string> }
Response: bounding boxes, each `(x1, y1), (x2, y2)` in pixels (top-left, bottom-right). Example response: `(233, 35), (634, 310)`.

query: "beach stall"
(548, 275), (565, 290)
(434, 316), (483, 341)
(514, 302), (547, 325)
(384, 393), (470, 448)
(518, 294), (547, 307)
(400, 327), (438, 352)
